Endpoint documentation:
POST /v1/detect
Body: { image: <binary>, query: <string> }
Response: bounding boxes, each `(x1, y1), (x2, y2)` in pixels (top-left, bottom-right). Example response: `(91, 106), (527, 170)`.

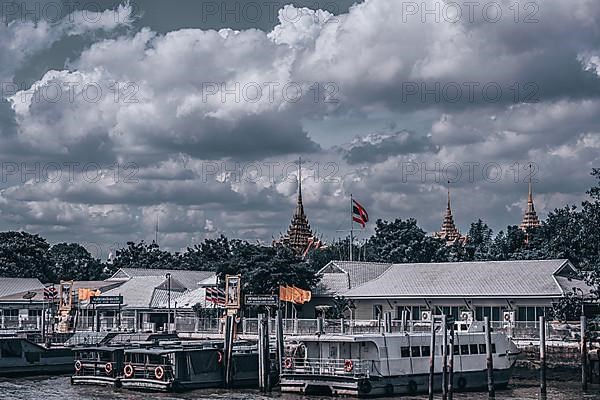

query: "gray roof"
(107, 268), (215, 291)
(0, 278), (45, 299)
(336, 259), (582, 298)
(158, 287), (208, 309)
(101, 276), (185, 308)
(315, 261), (392, 296)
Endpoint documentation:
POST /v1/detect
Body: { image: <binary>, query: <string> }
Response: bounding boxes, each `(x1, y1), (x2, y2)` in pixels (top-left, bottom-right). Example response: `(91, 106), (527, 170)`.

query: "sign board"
(59, 281), (74, 311)
(90, 296), (123, 305)
(224, 275), (241, 309)
(245, 294), (278, 306)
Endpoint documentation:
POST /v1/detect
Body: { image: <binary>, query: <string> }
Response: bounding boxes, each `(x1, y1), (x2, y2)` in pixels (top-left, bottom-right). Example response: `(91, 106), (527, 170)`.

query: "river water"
(1, 375), (600, 400)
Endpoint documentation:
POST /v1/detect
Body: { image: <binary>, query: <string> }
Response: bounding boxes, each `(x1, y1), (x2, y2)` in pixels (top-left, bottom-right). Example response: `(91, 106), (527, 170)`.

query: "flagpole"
(350, 193), (354, 262)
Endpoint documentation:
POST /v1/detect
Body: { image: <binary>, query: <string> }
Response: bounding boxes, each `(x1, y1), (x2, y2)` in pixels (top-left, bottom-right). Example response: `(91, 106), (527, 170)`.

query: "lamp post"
(166, 273), (172, 332)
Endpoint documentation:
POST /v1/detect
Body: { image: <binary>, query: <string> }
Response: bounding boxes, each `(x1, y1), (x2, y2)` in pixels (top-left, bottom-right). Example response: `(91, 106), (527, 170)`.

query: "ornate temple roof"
(433, 182), (467, 245)
(280, 158), (314, 255)
(519, 165), (541, 232)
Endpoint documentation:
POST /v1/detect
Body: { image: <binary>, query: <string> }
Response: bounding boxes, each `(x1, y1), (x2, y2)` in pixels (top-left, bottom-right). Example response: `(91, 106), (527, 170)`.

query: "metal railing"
(282, 358), (372, 378)
(125, 363), (174, 381)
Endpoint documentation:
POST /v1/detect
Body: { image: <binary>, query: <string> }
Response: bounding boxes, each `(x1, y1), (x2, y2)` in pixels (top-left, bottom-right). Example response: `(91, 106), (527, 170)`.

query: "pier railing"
(282, 357), (372, 378)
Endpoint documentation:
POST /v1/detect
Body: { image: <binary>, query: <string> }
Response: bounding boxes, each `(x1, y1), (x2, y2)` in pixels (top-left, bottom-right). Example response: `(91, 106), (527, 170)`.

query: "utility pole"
(166, 273), (172, 332)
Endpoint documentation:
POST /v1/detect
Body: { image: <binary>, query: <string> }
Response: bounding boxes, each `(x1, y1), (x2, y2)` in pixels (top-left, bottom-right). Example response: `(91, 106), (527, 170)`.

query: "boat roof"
(124, 345), (219, 355)
(74, 346), (125, 352)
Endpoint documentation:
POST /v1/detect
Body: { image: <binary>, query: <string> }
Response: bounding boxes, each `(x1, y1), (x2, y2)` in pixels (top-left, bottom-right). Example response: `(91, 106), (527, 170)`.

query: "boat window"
(411, 346), (421, 357)
(421, 346), (430, 357)
(99, 351), (112, 362)
(148, 354), (167, 365)
(453, 345), (459, 355)
(460, 345), (469, 355)
(492, 344), (497, 354)
(400, 347), (410, 358)
(470, 344), (479, 355)
(479, 344), (486, 354)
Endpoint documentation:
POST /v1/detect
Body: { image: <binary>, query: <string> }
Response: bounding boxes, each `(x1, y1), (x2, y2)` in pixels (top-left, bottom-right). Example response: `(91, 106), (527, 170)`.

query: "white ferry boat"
(280, 326), (520, 396)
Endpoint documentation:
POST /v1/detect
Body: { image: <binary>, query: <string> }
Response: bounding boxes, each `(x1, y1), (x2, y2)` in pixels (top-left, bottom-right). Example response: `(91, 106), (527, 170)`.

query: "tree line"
(1, 169), (599, 301)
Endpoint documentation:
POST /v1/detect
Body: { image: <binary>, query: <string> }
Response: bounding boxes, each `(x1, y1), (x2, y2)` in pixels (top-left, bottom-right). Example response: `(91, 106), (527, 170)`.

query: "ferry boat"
(280, 328), (520, 397)
(119, 341), (259, 392)
(71, 345), (125, 387)
(0, 337), (74, 376)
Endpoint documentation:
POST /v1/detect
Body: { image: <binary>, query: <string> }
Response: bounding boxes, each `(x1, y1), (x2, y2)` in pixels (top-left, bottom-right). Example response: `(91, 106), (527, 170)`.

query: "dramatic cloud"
(0, 0), (599, 252)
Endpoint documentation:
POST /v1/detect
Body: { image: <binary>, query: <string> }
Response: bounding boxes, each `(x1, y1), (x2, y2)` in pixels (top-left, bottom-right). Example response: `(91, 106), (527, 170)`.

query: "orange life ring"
(124, 364), (134, 378)
(74, 360), (82, 372)
(154, 366), (164, 380)
(344, 359), (354, 372)
(284, 357), (293, 369)
(217, 351), (223, 364)
(104, 362), (113, 375)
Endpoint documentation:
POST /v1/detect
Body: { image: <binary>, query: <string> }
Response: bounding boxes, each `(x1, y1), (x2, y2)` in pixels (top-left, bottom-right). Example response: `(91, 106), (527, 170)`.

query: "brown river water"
(1, 374), (600, 400)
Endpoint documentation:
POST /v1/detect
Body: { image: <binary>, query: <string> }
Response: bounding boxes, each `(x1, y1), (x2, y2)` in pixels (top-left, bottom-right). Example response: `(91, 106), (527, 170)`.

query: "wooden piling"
(484, 316), (495, 399)
(539, 315), (547, 399)
(276, 308), (284, 375)
(448, 322), (455, 400)
(582, 315), (588, 391)
(223, 314), (235, 387)
(428, 317), (436, 400)
(258, 313), (265, 391)
(442, 315), (448, 400)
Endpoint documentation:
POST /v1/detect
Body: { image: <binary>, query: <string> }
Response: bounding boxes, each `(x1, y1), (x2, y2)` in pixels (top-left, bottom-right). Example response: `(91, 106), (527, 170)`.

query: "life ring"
(154, 366), (164, 380)
(457, 376), (467, 390)
(217, 351), (223, 364)
(74, 360), (82, 372)
(344, 359), (354, 372)
(407, 380), (418, 394)
(104, 362), (113, 375)
(124, 364), (134, 378)
(284, 357), (293, 369)
(359, 380), (372, 394)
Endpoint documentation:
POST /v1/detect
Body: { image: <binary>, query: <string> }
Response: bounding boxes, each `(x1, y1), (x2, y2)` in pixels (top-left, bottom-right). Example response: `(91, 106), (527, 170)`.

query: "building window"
(421, 346), (430, 357)
(475, 306), (504, 321)
(517, 306), (547, 321)
(470, 344), (479, 355)
(411, 346), (421, 357)
(401, 347), (410, 358)
(411, 306), (422, 321)
(460, 345), (470, 355)
(373, 305), (383, 320)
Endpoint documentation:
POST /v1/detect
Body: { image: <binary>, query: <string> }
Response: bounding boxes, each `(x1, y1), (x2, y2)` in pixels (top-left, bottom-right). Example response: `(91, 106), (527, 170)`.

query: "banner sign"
(90, 296), (123, 305)
(245, 294), (278, 306)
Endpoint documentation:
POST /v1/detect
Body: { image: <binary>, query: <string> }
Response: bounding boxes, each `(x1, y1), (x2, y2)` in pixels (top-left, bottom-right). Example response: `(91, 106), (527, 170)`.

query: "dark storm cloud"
(338, 130), (438, 165)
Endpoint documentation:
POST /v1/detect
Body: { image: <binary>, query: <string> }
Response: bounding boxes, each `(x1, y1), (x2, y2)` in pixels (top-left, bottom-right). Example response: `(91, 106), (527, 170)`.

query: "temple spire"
(520, 163), (541, 232)
(433, 181), (466, 245)
(278, 156), (314, 255)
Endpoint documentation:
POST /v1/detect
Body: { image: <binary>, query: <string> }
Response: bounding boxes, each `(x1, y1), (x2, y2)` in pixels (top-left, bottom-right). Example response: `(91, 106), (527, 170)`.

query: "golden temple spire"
(520, 163), (541, 232)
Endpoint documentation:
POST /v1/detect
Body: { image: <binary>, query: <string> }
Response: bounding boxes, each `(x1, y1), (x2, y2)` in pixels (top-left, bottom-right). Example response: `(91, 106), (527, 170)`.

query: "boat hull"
(71, 375), (121, 387)
(120, 377), (222, 392)
(0, 362), (73, 377)
(281, 367), (514, 397)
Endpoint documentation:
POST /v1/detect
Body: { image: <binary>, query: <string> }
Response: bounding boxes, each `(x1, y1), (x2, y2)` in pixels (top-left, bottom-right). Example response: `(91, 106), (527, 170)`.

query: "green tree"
(48, 243), (105, 281)
(109, 241), (181, 275)
(0, 231), (52, 281)
(367, 218), (446, 263)
(465, 219), (493, 260)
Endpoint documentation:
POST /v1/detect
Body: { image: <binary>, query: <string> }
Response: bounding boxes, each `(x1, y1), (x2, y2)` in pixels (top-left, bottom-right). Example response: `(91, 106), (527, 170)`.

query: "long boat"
(0, 337), (74, 376)
(71, 345), (124, 387)
(119, 341), (258, 392)
(280, 328), (520, 397)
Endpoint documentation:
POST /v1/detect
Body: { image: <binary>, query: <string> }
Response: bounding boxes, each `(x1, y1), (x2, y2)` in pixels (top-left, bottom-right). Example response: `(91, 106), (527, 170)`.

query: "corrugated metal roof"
(158, 287), (208, 309)
(102, 276), (184, 308)
(341, 259), (573, 298)
(315, 261), (392, 296)
(0, 278), (45, 298)
(107, 268), (215, 291)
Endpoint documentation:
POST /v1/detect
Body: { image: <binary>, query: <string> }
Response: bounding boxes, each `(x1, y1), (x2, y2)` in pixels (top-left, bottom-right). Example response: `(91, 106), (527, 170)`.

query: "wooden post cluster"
(258, 313), (271, 392)
(582, 315), (588, 391)
(539, 316), (547, 399)
(484, 317), (495, 399)
(428, 317), (436, 400)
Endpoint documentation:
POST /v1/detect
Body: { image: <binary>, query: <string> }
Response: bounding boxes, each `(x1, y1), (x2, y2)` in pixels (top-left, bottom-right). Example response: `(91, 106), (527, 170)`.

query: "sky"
(0, 0), (599, 258)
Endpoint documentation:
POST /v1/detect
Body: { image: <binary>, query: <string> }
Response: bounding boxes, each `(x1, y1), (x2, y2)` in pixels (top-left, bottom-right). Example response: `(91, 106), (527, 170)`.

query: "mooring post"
(262, 314), (271, 391)
(257, 313), (264, 391)
(484, 316), (495, 399)
(428, 317), (436, 400)
(448, 322), (455, 400)
(223, 315), (233, 387)
(539, 315), (547, 399)
(276, 307), (284, 376)
(442, 314), (448, 400)
(582, 315), (588, 390)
